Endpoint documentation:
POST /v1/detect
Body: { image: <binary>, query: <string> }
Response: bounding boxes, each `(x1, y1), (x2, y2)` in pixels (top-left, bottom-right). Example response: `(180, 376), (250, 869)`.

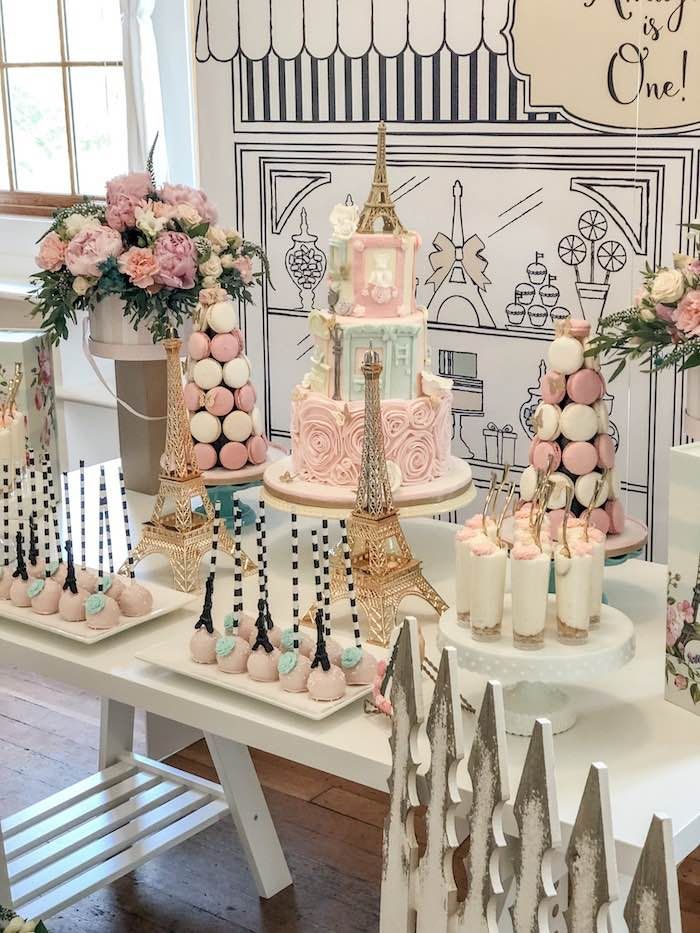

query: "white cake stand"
(438, 594), (635, 735)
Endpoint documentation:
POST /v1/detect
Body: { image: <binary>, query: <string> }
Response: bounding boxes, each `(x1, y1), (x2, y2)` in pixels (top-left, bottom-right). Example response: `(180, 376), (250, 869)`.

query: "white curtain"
(120, 0), (168, 179)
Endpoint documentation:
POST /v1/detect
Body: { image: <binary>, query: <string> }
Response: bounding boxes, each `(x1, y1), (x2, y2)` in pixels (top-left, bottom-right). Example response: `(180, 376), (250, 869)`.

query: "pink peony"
(674, 289), (700, 337)
(153, 231), (197, 289)
(655, 303), (675, 323)
(231, 256), (254, 285)
(118, 246), (160, 291)
(36, 232), (67, 271)
(667, 605), (683, 647)
(65, 225), (123, 278)
(160, 183), (217, 224)
(105, 172), (153, 231)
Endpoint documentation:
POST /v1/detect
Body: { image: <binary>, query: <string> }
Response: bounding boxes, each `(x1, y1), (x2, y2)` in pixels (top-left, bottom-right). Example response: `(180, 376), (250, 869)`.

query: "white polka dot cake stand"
(438, 594), (635, 736)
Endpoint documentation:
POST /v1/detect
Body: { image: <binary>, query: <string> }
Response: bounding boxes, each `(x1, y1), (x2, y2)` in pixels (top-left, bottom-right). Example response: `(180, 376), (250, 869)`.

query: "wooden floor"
(2, 665), (700, 932)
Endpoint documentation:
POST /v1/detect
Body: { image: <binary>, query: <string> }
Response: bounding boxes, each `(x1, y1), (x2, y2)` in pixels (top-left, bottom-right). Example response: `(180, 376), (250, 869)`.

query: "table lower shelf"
(1, 753), (228, 921)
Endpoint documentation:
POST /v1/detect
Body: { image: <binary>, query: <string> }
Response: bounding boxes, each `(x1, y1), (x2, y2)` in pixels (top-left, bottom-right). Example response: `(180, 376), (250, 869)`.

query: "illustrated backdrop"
(194, 0), (700, 560)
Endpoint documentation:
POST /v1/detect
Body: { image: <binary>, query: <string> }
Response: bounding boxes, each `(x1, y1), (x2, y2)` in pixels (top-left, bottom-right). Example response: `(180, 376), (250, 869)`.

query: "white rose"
(220, 253), (235, 270)
(63, 212), (100, 239)
(199, 253), (223, 279)
(201, 275), (219, 288)
(73, 275), (92, 296)
(135, 205), (166, 241)
(206, 225), (228, 254)
(650, 268), (685, 304)
(175, 204), (202, 228)
(224, 228), (242, 249)
(639, 306), (656, 322)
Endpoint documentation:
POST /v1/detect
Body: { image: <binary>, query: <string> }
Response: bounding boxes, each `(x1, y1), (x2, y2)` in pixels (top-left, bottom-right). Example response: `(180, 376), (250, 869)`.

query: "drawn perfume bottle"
(558, 211), (627, 322)
(285, 208), (327, 312)
(519, 359), (546, 439)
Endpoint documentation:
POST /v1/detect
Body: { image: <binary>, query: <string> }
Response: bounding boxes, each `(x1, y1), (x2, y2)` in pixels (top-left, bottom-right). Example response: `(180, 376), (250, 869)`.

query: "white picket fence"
(380, 617), (682, 933)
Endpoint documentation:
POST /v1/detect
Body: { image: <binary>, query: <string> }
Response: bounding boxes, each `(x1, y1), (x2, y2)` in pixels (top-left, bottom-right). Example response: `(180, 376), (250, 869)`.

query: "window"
(0, 0), (127, 215)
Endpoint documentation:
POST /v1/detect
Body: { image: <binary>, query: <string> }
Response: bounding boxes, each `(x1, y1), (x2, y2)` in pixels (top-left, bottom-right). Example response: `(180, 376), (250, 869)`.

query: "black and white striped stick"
(339, 519), (361, 648)
(117, 468), (134, 579)
(321, 520), (332, 638)
(45, 455), (61, 565)
(231, 496), (242, 632)
(14, 466), (24, 535)
(2, 463), (9, 567)
(41, 475), (51, 578)
(259, 496), (269, 601)
(97, 465), (107, 591)
(62, 472), (72, 550)
(28, 450), (38, 547)
(103, 477), (114, 575)
(79, 459), (86, 569)
(310, 528), (324, 611)
(255, 517), (265, 603)
(209, 500), (221, 580)
(291, 512), (299, 650)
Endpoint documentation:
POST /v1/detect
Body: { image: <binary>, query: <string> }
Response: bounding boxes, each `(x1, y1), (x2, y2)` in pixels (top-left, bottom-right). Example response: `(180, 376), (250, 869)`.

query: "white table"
(0, 475), (697, 912)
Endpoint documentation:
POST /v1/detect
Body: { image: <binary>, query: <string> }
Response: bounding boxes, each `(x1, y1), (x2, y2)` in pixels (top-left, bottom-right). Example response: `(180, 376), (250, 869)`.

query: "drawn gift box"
(0, 330), (59, 471)
(483, 422), (517, 465)
(665, 442), (700, 714)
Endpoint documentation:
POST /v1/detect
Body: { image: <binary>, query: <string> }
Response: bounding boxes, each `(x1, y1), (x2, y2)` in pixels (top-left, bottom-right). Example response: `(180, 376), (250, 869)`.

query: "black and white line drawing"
(507, 255), (570, 332)
(558, 210), (628, 322)
(285, 208), (327, 312)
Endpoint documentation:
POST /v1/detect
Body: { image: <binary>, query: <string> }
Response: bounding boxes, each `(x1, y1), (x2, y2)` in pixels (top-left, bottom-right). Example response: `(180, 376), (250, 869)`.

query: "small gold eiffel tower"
(356, 121), (406, 236)
(127, 334), (254, 592)
(302, 347), (447, 647)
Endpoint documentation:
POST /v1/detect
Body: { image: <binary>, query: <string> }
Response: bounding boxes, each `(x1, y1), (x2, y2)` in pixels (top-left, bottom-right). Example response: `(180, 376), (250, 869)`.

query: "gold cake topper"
(356, 122), (406, 236)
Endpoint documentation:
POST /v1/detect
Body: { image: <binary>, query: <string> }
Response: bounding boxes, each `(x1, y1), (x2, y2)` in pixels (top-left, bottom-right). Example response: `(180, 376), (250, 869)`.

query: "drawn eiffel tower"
(356, 121), (406, 236)
(127, 334), (254, 592)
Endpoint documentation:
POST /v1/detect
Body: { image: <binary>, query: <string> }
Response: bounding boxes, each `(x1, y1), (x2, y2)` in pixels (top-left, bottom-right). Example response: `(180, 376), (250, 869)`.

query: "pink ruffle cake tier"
(290, 387), (452, 487)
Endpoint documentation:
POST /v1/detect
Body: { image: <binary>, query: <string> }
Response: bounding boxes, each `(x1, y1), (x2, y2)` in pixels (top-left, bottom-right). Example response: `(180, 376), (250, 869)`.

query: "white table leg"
(144, 713), (202, 761)
(204, 732), (292, 899)
(98, 699), (135, 769)
(0, 839), (10, 906)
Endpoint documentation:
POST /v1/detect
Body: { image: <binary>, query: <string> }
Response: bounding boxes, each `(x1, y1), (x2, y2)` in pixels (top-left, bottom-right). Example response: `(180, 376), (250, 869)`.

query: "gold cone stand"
(126, 335), (255, 592)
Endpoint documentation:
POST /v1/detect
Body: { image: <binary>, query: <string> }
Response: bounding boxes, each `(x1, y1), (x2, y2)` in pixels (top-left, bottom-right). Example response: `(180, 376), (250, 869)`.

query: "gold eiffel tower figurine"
(356, 121), (406, 236)
(302, 347), (446, 646)
(127, 333), (254, 592)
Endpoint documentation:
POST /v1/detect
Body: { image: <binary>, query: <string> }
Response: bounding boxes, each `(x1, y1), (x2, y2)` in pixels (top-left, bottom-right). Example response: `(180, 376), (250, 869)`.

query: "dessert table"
(0, 474), (698, 912)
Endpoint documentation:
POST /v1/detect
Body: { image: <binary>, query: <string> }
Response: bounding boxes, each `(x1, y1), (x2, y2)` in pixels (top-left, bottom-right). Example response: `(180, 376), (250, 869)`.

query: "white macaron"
(192, 358), (223, 391)
(534, 403), (561, 441)
(574, 471), (610, 509)
(207, 301), (238, 334)
(223, 356), (251, 389)
(223, 410), (253, 442)
(560, 403), (598, 442)
(547, 335), (584, 375)
(190, 410), (222, 444)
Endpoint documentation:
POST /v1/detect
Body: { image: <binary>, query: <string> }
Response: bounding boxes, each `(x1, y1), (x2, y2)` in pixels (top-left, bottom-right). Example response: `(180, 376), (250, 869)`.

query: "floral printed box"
(665, 442), (700, 712)
(0, 330), (58, 469)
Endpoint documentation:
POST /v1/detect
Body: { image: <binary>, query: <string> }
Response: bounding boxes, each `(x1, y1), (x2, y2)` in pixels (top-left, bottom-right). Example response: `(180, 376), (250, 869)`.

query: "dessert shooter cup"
(569, 525), (606, 626)
(469, 540), (507, 641)
(511, 545), (551, 649)
(554, 543), (593, 644)
(455, 529), (474, 625)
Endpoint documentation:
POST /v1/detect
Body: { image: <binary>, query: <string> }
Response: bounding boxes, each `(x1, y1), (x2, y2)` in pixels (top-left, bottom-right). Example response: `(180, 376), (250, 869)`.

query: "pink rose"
(689, 259), (700, 277)
(674, 674), (688, 690)
(667, 605), (683, 647)
(160, 183), (217, 224)
(674, 289), (700, 337)
(231, 256), (254, 285)
(105, 172), (153, 231)
(65, 226), (123, 278)
(36, 232), (67, 271)
(655, 303), (675, 323)
(199, 285), (228, 306)
(677, 599), (694, 624)
(118, 246), (160, 291)
(153, 232), (197, 290)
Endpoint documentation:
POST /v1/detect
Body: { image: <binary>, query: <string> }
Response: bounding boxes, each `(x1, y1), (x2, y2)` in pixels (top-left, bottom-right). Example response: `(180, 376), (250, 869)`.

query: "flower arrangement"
(589, 238), (700, 379)
(30, 144), (268, 344)
(665, 569), (700, 704)
(0, 905), (48, 932)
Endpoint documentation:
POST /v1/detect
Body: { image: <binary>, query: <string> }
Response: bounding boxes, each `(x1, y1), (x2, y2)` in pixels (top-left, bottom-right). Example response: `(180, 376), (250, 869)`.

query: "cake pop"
(29, 475), (61, 614)
(9, 531), (32, 607)
(58, 538), (89, 621)
(216, 501), (252, 673)
(338, 520), (377, 686)
(0, 464), (13, 599)
(307, 530), (346, 702)
(76, 459), (98, 593)
(115, 468), (154, 617)
(189, 505), (222, 663)
(86, 476), (120, 630)
(246, 516), (280, 681)
(278, 512), (311, 692)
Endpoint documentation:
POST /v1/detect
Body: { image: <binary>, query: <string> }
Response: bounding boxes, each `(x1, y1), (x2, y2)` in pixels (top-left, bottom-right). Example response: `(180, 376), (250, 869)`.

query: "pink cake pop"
(220, 442), (248, 471)
(210, 331), (242, 363)
(278, 512), (311, 692)
(194, 443), (218, 472)
(246, 512), (281, 681)
(116, 469), (154, 618)
(9, 531), (31, 607)
(58, 540), (88, 622)
(204, 386), (235, 417)
(29, 473), (61, 615)
(189, 506), (222, 662)
(306, 527), (346, 702)
(86, 474), (120, 629)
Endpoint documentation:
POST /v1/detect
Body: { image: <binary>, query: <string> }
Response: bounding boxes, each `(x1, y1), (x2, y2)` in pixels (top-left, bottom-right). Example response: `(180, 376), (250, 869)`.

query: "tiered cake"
(290, 123), (453, 490)
(519, 319), (624, 535)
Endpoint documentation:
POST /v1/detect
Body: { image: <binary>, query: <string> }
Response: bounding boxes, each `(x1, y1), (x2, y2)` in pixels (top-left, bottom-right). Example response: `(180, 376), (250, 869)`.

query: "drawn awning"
(195, 0), (511, 62)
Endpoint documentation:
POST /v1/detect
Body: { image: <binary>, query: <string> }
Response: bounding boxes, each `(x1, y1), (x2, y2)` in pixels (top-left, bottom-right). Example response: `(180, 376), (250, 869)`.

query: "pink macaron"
(589, 508), (611, 535)
(605, 498), (625, 534)
(569, 319), (591, 339)
(540, 370), (566, 405)
(594, 433), (615, 470)
(183, 382), (204, 412)
(219, 441), (248, 471)
(246, 434), (268, 465)
(204, 386), (235, 417)
(234, 383), (257, 413)
(194, 443), (217, 471)
(562, 440), (598, 476)
(210, 331), (242, 363)
(566, 369), (604, 405)
(188, 331), (211, 361)
(529, 438), (561, 471)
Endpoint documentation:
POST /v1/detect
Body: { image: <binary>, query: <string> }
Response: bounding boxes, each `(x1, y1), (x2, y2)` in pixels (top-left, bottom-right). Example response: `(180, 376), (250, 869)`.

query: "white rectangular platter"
(0, 581), (196, 644)
(137, 635), (384, 721)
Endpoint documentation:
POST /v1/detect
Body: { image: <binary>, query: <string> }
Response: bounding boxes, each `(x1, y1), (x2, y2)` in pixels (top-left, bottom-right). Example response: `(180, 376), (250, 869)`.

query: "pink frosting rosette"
(342, 404), (367, 463)
(298, 398), (344, 480)
(408, 397), (436, 429)
(390, 429), (438, 484)
(329, 457), (358, 486)
(381, 401), (410, 442)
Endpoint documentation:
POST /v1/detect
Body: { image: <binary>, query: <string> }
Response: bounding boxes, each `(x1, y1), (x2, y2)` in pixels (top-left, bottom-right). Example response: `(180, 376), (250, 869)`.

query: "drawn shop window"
(437, 349), (483, 416)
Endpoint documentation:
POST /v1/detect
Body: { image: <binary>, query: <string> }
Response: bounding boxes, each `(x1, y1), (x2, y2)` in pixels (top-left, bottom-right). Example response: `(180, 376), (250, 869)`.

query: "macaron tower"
(520, 319), (624, 537)
(185, 300), (269, 473)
